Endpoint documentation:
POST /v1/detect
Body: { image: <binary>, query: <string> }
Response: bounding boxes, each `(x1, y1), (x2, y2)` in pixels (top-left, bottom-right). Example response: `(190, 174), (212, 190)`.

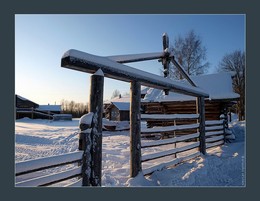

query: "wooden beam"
(61, 49), (209, 98)
(130, 81), (142, 177)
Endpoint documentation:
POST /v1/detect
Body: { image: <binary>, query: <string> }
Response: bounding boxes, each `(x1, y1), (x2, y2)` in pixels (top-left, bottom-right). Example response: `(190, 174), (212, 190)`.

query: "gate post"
(79, 112), (94, 186)
(130, 81), (142, 177)
(88, 69), (104, 186)
(196, 96), (206, 154)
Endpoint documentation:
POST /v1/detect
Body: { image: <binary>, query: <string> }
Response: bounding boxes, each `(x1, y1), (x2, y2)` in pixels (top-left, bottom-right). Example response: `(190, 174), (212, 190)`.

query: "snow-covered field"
(15, 114), (245, 187)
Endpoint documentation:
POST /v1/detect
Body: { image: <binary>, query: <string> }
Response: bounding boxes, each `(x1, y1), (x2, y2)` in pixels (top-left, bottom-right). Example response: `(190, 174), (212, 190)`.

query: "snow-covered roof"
(104, 95), (130, 104)
(143, 72), (240, 102)
(37, 105), (61, 112)
(111, 102), (130, 111)
(16, 95), (29, 101)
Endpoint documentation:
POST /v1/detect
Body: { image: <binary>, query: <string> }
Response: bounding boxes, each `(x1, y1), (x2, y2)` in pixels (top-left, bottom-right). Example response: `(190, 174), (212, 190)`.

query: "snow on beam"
(15, 151), (83, 175)
(61, 49), (209, 98)
(141, 123), (199, 134)
(15, 167), (81, 187)
(141, 114), (199, 121)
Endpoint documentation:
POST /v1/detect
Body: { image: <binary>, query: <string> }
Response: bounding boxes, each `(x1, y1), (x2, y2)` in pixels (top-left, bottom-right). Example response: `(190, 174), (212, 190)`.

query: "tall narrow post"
(196, 97), (206, 154)
(130, 81), (142, 177)
(88, 69), (104, 186)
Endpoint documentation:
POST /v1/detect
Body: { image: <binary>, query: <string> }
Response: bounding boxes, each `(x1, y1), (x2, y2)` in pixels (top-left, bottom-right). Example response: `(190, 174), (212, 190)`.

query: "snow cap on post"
(79, 112), (94, 131)
(94, 68), (104, 76)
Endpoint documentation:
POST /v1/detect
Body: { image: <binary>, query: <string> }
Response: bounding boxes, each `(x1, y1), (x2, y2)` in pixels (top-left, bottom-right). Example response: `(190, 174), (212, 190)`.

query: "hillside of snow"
(15, 114), (245, 187)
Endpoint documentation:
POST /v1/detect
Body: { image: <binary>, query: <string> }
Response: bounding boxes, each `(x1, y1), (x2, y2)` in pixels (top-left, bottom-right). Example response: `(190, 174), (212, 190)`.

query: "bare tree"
(111, 89), (121, 99)
(218, 50), (245, 121)
(170, 30), (210, 79)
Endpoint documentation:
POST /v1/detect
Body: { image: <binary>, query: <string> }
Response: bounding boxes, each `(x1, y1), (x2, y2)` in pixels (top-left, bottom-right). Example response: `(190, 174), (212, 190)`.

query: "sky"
(15, 14), (245, 105)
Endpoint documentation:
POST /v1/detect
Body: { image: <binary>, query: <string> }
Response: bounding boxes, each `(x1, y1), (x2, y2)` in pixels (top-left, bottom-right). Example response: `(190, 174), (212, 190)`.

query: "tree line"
(60, 99), (88, 118)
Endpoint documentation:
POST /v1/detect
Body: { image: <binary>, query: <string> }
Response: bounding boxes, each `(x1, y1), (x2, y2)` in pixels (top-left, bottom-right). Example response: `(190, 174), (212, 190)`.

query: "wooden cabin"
(142, 73), (240, 129)
(105, 101), (130, 121)
(16, 95), (62, 119)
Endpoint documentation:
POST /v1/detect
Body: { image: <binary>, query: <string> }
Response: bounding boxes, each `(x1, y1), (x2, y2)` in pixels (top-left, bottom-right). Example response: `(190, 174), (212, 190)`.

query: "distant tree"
(218, 50), (245, 121)
(111, 89), (121, 99)
(61, 99), (88, 118)
(169, 30), (210, 79)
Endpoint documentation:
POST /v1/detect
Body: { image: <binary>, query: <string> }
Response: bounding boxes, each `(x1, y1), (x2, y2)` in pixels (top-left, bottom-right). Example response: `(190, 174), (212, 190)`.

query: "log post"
(79, 112), (94, 186)
(88, 69), (104, 186)
(196, 97), (206, 154)
(130, 81), (142, 177)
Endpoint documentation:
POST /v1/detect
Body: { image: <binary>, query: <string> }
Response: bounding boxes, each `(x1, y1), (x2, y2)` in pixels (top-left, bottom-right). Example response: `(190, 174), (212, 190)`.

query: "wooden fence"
(14, 33), (233, 187)
(15, 151), (83, 187)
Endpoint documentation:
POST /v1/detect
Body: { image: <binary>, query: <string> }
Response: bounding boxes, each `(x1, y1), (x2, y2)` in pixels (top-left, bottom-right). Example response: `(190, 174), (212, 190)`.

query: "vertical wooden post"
(88, 69), (104, 186)
(79, 112), (94, 186)
(130, 81), (142, 177)
(196, 97), (206, 154)
(31, 107), (34, 119)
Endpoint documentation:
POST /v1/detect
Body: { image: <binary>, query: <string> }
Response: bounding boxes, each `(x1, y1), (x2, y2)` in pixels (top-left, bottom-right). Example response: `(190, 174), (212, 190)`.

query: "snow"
(16, 95), (29, 101)
(94, 68), (104, 76)
(15, 114), (245, 187)
(111, 102), (130, 111)
(143, 72), (240, 102)
(79, 112), (93, 126)
(37, 105), (61, 112)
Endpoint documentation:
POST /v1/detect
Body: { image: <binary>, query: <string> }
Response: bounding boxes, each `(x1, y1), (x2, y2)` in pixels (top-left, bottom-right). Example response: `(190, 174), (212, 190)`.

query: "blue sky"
(15, 14), (245, 105)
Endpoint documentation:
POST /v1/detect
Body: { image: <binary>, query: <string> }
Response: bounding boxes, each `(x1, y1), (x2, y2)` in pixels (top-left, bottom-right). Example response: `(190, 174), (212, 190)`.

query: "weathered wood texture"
(142, 100), (231, 130)
(88, 72), (104, 186)
(130, 81), (142, 177)
(197, 97), (206, 154)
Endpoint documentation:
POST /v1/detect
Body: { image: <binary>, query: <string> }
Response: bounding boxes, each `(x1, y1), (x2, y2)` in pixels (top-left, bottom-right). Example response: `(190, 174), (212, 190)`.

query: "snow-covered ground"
(15, 114), (245, 187)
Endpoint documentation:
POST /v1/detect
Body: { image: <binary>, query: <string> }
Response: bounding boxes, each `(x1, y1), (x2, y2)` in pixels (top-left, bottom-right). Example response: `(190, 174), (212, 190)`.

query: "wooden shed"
(106, 102), (130, 121)
(142, 72), (240, 128)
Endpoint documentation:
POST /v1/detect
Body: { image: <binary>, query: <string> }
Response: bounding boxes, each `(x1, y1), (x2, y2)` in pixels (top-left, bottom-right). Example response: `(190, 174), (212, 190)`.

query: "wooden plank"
(143, 151), (201, 176)
(141, 132), (199, 148)
(205, 125), (224, 131)
(130, 81), (142, 177)
(16, 167), (81, 187)
(141, 123), (199, 134)
(141, 114), (199, 121)
(141, 142), (199, 162)
(88, 70), (104, 186)
(197, 97), (206, 155)
(61, 49), (209, 98)
(15, 151), (83, 176)
(206, 131), (224, 137)
(206, 140), (224, 149)
(206, 135), (224, 143)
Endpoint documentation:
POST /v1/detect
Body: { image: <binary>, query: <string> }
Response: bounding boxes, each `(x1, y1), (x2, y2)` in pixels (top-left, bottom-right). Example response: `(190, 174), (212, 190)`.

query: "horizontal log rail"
(141, 132), (199, 148)
(141, 114), (199, 121)
(16, 151), (83, 176)
(141, 142), (199, 162)
(15, 151), (83, 187)
(141, 123), (199, 134)
(16, 167), (82, 187)
(142, 151), (201, 176)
